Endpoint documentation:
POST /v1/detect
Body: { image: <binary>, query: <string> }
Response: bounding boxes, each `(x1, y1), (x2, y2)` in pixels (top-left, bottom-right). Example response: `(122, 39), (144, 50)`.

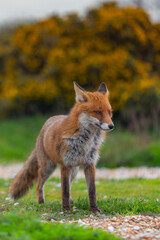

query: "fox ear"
(73, 82), (88, 103)
(97, 82), (107, 94)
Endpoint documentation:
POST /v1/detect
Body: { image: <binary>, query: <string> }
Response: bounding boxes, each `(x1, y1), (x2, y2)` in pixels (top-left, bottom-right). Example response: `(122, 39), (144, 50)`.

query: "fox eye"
(95, 111), (102, 115)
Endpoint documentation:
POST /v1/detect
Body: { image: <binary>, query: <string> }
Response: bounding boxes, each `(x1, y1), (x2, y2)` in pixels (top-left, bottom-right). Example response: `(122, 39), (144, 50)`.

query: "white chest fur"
(63, 124), (104, 168)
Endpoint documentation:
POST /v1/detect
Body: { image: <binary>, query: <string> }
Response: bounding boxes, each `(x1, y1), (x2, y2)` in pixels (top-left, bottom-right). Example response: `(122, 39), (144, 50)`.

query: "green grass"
(0, 115), (48, 163)
(0, 115), (160, 167)
(1, 178), (160, 217)
(0, 215), (120, 240)
(100, 128), (160, 168)
(1, 177), (160, 239)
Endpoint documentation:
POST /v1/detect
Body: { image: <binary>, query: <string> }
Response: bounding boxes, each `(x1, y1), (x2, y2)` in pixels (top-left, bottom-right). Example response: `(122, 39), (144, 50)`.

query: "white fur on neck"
(79, 112), (100, 129)
(63, 113), (104, 168)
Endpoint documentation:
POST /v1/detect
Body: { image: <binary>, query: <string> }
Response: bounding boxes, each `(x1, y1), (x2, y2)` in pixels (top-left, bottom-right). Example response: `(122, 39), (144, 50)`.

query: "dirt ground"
(1, 163), (160, 179)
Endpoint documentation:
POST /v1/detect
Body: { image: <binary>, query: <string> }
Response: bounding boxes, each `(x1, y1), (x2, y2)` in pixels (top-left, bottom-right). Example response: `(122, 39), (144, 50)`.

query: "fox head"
(73, 82), (114, 132)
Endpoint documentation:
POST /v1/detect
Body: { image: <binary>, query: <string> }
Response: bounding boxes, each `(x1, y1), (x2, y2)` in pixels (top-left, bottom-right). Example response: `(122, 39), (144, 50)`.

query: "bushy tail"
(9, 149), (38, 200)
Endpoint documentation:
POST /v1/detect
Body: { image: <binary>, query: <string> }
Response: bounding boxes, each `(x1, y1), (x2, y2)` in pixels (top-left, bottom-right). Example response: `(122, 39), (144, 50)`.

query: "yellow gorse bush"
(0, 2), (160, 125)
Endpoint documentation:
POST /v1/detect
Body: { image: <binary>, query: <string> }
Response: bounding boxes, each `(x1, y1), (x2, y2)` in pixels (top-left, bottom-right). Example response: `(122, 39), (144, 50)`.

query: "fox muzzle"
(99, 123), (114, 131)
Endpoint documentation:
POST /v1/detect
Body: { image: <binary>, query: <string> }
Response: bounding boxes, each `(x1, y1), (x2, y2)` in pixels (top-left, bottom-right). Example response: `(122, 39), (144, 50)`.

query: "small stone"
(51, 219), (55, 222)
(78, 219), (85, 226)
(73, 206), (77, 212)
(14, 202), (19, 206)
(56, 183), (61, 188)
(108, 226), (114, 232)
(96, 225), (104, 229)
(42, 213), (48, 216)
(60, 219), (66, 223)
(146, 228), (154, 233)
(5, 197), (11, 201)
(133, 226), (140, 230)
(121, 227), (127, 231)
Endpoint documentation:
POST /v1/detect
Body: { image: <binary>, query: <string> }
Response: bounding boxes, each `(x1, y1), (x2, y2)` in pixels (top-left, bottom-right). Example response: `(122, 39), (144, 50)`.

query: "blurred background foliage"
(0, 2), (160, 166)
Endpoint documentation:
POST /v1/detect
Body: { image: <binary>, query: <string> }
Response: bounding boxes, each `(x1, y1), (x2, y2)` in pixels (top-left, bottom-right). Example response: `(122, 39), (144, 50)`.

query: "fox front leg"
(60, 165), (72, 211)
(69, 167), (79, 204)
(83, 164), (101, 213)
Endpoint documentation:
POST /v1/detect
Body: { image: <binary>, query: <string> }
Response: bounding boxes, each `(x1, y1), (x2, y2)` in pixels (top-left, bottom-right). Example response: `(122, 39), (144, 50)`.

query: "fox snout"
(85, 114), (114, 132)
(100, 123), (114, 131)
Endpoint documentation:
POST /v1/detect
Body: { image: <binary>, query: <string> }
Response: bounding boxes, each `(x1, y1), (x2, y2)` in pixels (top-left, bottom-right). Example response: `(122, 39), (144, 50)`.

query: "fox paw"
(38, 199), (45, 204)
(62, 206), (71, 212)
(63, 207), (71, 212)
(90, 207), (101, 214)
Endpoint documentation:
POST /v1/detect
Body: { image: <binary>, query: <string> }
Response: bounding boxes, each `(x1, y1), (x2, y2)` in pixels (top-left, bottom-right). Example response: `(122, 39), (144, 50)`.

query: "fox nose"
(108, 124), (114, 130)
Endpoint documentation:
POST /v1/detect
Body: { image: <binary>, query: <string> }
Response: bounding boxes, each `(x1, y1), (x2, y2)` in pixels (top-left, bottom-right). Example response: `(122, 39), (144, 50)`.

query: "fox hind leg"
(37, 160), (56, 204)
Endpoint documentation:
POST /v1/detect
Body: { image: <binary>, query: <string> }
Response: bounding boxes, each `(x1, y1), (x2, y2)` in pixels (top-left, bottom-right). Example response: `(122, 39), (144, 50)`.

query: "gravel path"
(1, 163), (160, 179)
(60, 215), (160, 240)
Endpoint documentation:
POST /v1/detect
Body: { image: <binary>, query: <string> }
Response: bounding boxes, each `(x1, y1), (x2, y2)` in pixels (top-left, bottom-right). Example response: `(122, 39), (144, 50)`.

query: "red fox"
(9, 82), (114, 212)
